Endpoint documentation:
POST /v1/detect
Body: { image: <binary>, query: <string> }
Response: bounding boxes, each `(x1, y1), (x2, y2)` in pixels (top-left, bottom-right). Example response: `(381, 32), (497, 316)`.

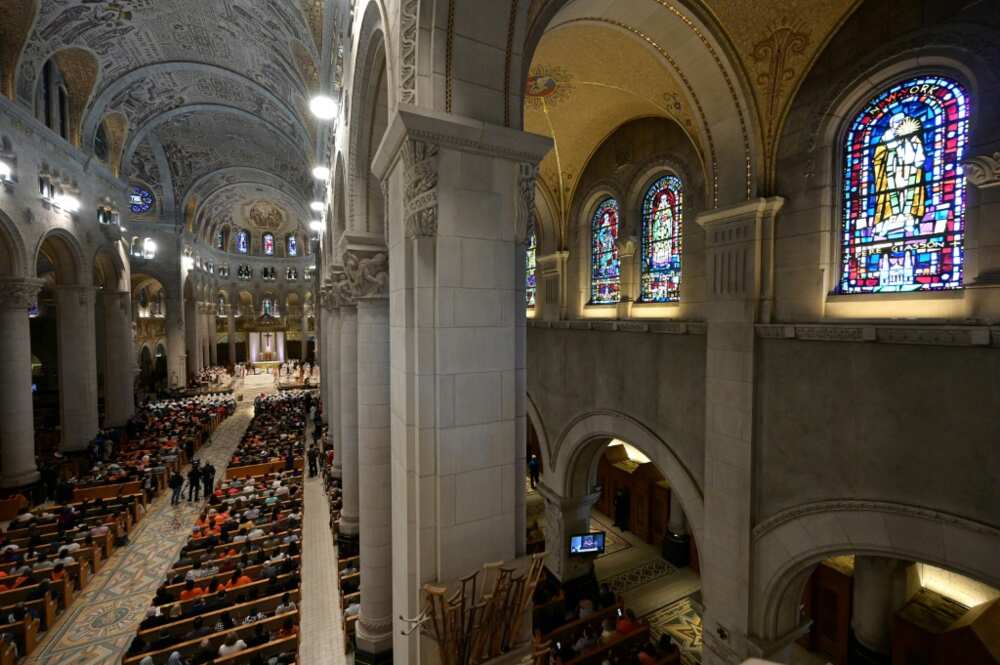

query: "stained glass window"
(840, 75), (969, 294)
(236, 229), (249, 255)
(287, 234), (298, 257)
(263, 233), (275, 256)
(526, 229), (537, 307)
(640, 175), (684, 302)
(590, 197), (621, 304)
(129, 185), (155, 215)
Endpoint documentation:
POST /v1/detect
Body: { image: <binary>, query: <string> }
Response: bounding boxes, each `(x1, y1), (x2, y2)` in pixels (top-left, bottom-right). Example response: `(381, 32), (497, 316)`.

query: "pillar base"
(0, 470), (40, 488)
(355, 645), (393, 665)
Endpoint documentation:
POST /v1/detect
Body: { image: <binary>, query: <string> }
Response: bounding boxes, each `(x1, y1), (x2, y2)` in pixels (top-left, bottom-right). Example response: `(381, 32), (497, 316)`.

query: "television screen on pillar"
(569, 532), (606, 556)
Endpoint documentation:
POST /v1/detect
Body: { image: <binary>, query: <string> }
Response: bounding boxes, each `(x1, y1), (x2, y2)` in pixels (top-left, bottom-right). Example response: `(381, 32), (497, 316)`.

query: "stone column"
(325, 296), (342, 474)
(185, 296), (199, 379)
(165, 294), (186, 389)
(317, 288), (330, 427)
(851, 557), (917, 658)
(338, 301), (360, 545)
(301, 312), (309, 359)
(696, 198), (784, 665)
(0, 278), (45, 486)
(54, 285), (100, 451)
(101, 290), (135, 426)
(668, 490), (688, 535)
(356, 286), (392, 662)
(664, 487), (691, 568)
(538, 251), (570, 321)
(371, 107), (552, 665)
(616, 236), (638, 319)
(200, 304), (211, 368)
(208, 305), (218, 366)
(537, 484), (601, 583)
(226, 306), (236, 368)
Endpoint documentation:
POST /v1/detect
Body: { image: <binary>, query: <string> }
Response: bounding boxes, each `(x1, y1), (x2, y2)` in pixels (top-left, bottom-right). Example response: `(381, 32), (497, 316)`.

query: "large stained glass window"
(236, 229), (249, 254)
(840, 75), (969, 294)
(129, 185), (155, 215)
(591, 197), (621, 304)
(262, 232), (275, 256)
(640, 175), (683, 302)
(526, 228), (537, 307)
(287, 234), (298, 257)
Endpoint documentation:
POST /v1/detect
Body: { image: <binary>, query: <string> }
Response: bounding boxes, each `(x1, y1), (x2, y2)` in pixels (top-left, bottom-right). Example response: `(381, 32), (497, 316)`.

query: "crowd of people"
(228, 392), (312, 469)
(188, 367), (230, 390)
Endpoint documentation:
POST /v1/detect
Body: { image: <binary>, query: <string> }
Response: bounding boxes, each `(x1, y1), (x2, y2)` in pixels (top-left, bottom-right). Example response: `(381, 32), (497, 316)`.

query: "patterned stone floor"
(25, 392), (259, 665)
(644, 595), (703, 665)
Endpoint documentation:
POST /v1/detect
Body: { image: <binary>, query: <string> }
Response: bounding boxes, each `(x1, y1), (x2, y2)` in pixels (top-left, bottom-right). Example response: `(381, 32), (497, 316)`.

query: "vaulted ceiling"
(13, 0), (328, 242)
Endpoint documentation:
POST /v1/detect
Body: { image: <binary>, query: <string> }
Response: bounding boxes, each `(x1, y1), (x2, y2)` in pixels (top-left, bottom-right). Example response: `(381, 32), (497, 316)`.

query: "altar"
(248, 330), (285, 363)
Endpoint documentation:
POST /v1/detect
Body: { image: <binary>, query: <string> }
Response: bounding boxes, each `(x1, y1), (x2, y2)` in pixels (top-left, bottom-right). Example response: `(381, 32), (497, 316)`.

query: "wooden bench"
(564, 625), (651, 665)
(214, 634), (299, 664)
(0, 616), (39, 660)
(544, 602), (624, 643)
(159, 556), (301, 601)
(137, 590), (301, 642)
(0, 591), (57, 630)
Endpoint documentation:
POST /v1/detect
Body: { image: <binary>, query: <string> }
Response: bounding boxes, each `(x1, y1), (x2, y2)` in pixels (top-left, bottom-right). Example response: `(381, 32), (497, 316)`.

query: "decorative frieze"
(964, 152), (1000, 189)
(344, 250), (389, 299)
(402, 139), (439, 239)
(0, 277), (45, 310)
(515, 162), (538, 244)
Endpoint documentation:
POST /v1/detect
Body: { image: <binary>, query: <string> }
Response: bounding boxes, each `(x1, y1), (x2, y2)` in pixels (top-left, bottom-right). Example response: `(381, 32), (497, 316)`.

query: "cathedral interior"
(0, 1), (999, 665)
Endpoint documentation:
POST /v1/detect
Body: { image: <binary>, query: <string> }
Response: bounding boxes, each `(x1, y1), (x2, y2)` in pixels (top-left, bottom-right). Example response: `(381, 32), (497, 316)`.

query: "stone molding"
(402, 139), (439, 239)
(53, 283), (95, 307)
(344, 250), (389, 299)
(0, 277), (45, 309)
(527, 319), (706, 336)
(964, 152), (1000, 188)
(751, 499), (1000, 542)
(756, 323), (991, 347)
(398, 0), (418, 106)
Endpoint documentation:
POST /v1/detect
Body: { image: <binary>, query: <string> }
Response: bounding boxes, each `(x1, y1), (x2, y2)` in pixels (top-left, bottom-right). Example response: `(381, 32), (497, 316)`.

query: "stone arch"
(38, 47), (99, 146)
(751, 501), (1000, 642)
(346, 0), (395, 237)
(526, 392), (552, 470)
(34, 228), (87, 285)
(92, 243), (128, 292)
(95, 111), (128, 176)
(0, 209), (28, 278)
(549, 410), (704, 552)
(0, 0), (37, 100)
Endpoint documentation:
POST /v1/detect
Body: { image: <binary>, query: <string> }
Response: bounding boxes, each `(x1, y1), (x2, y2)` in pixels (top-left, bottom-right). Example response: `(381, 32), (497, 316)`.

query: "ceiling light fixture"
(309, 95), (338, 120)
(312, 166), (330, 181)
(309, 220), (324, 233)
(310, 200), (325, 212)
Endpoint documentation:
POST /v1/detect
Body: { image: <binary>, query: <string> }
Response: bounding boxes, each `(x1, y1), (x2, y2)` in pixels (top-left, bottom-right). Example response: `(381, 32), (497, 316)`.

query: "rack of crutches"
(400, 553), (549, 665)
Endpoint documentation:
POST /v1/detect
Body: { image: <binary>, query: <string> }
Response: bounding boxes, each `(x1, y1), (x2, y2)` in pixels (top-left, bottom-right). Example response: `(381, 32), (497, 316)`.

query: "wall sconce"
(142, 238), (157, 260)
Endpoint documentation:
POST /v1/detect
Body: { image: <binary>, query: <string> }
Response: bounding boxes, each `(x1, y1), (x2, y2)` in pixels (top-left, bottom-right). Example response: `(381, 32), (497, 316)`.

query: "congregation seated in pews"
(533, 577), (681, 665)
(125, 468), (305, 664)
(227, 391), (312, 472)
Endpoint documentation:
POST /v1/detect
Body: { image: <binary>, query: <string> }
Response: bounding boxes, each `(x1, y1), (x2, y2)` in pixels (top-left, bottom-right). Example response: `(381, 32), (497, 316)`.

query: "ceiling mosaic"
(196, 183), (308, 246)
(14, 0), (323, 240)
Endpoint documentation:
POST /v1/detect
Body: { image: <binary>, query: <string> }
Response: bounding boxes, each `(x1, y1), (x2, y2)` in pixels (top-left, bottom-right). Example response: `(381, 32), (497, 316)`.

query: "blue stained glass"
(236, 230), (249, 255)
(263, 233), (275, 256)
(591, 197), (621, 304)
(129, 185), (155, 215)
(640, 175), (683, 302)
(526, 229), (537, 306)
(840, 75), (969, 293)
(287, 234), (298, 257)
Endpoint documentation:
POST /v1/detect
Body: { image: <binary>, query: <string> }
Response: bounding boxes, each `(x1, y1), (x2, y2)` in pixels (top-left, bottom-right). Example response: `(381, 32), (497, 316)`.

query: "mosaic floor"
(644, 595), (703, 665)
(602, 556), (678, 595)
(24, 393), (259, 665)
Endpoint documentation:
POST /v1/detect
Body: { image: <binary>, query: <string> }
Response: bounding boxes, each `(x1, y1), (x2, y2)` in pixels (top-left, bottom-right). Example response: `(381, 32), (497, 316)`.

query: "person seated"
(217, 632), (247, 657)
(139, 607), (166, 630)
(573, 626), (598, 654)
(598, 583), (616, 609)
(277, 617), (298, 639)
(225, 567), (252, 589)
(180, 579), (205, 601)
(577, 597), (596, 619)
(601, 616), (617, 644)
(185, 616), (214, 641)
(616, 609), (639, 635)
(275, 592), (297, 614)
(246, 623), (270, 648)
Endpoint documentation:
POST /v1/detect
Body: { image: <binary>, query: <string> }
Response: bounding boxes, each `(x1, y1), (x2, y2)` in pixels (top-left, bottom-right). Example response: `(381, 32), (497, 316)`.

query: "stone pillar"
(537, 484), (601, 583)
(851, 557), (916, 658)
(668, 490), (688, 535)
(616, 236), (638, 319)
(0, 278), (44, 486)
(301, 312), (309, 359)
(356, 291), (393, 662)
(371, 106), (552, 665)
(696, 198), (784, 665)
(185, 296), (199, 379)
(54, 285), (100, 451)
(208, 306), (218, 366)
(226, 306), (236, 368)
(338, 302), (360, 543)
(165, 294), (186, 389)
(317, 288), (330, 428)
(101, 290), (135, 426)
(326, 298), (342, 474)
(538, 251), (570, 321)
(200, 304), (211, 368)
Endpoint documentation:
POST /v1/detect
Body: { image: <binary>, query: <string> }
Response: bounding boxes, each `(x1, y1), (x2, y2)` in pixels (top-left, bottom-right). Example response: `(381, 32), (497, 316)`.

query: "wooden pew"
(136, 590), (301, 642)
(72, 480), (143, 503)
(564, 625), (651, 665)
(0, 573), (75, 610)
(214, 634), (299, 664)
(153, 572), (300, 616)
(0, 616), (39, 659)
(544, 602), (624, 643)
(0, 591), (57, 630)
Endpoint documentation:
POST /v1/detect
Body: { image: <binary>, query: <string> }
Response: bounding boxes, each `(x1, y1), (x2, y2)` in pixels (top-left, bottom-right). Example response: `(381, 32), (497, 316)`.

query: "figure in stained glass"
(640, 175), (683, 302)
(840, 75), (969, 293)
(236, 230), (249, 254)
(526, 229), (537, 306)
(591, 197), (620, 304)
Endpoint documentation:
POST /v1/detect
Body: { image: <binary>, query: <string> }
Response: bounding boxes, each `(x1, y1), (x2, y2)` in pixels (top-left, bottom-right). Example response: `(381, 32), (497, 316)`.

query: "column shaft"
(327, 306), (342, 474)
(166, 295), (186, 389)
(338, 304), (360, 539)
(102, 291), (135, 426)
(0, 278), (44, 486)
(208, 308), (218, 366)
(55, 285), (99, 451)
(226, 308), (236, 368)
(356, 297), (393, 659)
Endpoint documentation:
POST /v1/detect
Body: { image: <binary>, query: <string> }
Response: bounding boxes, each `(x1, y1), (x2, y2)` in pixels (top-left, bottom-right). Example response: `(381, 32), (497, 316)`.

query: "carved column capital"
(965, 152), (1000, 188)
(344, 249), (389, 300)
(0, 277), (45, 310)
(402, 139), (439, 239)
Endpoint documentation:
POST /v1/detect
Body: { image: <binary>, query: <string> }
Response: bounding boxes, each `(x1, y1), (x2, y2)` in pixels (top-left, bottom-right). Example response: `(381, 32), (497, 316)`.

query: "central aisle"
(24, 391), (259, 665)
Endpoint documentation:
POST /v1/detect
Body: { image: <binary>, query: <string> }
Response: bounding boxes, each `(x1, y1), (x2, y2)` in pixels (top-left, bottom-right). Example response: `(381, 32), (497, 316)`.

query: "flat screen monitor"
(569, 531), (605, 556)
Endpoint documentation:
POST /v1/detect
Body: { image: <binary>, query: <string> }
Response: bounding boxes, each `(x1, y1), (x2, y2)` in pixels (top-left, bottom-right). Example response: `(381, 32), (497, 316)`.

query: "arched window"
(526, 228), (537, 307)
(287, 234), (298, 257)
(262, 232), (275, 256)
(216, 227), (228, 251)
(640, 175), (684, 302)
(840, 75), (969, 293)
(590, 197), (621, 304)
(236, 229), (250, 254)
(94, 123), (109, 162)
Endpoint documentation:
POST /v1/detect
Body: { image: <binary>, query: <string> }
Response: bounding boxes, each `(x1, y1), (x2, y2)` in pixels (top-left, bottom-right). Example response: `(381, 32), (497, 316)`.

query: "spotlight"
(309, 95), (339, 120)
(312, 166), (330, 181)
(309, 220), (324, 233)
(310, 200), (325, 212)
(54, 193), (80, 212)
